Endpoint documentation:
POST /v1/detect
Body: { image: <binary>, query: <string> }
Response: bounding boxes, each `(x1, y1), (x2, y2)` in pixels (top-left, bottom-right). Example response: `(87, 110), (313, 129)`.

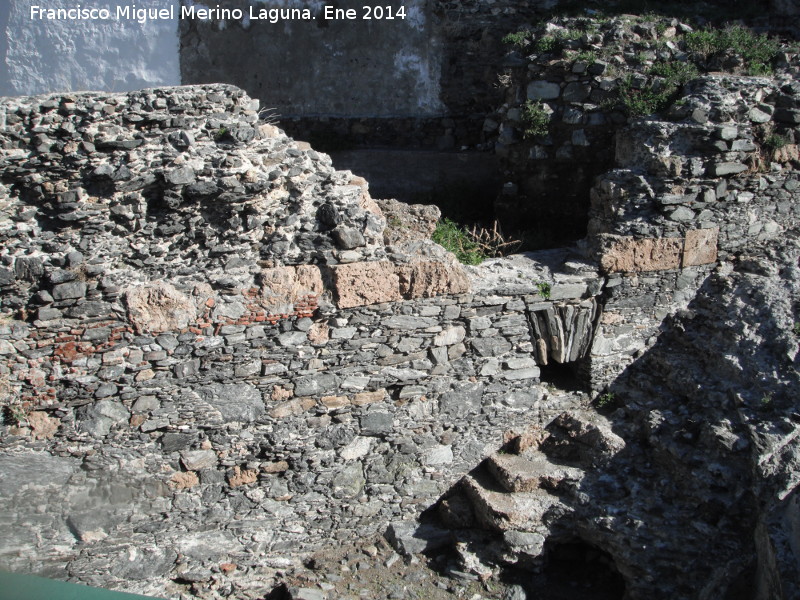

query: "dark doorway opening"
(533, 538), (626, 600)
(539, 361), (589, 393)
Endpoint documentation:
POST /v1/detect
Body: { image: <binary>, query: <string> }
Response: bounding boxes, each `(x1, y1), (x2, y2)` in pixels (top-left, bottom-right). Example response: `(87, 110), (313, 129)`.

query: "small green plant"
(765, 133), (789, 151)
(760, 393), (774, 410)
(685, 25), (780, 75)
(596, 392), (616, 408)
(792, 322), (800, 336)
(521, 100), (550, 139)
(502, 31), (530, 47)
(213, 127), (228, 141)
(617, 80), (666, 118)
(386, 215), (405, 230)
(649, 61), (699, 85)
(536, 282), (552, 300)
(616, 60), (699, 118)
(0, 373), (26, 427)
(535, 35), (561, 54)
(574, 50), (597, 64)
(432, 219), (485, 266)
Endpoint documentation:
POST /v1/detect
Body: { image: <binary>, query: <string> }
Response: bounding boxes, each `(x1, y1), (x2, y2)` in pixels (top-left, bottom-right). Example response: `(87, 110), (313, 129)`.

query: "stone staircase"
(437, 405), (626, 567)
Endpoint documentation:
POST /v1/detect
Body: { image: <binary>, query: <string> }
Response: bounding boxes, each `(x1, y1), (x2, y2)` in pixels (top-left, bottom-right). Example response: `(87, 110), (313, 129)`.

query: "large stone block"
(599, 236), (682, 273)
(259, 265), (324, 315)
(397, 259), (470, 298)
(331, 261), (402, 308)
(682, 228), (719, 267)
(124, 281), (196, 333)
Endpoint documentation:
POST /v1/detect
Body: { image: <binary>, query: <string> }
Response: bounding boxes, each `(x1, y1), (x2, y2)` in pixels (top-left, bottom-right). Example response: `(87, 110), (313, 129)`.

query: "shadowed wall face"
(179, 0), (444, 118)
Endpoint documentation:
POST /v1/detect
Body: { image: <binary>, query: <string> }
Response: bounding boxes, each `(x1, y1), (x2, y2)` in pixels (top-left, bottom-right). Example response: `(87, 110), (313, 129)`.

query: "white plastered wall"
(0, 0), (180, 97)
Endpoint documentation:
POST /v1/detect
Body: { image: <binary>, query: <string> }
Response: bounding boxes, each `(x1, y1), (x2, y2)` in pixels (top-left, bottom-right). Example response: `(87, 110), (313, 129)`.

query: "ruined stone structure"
(1, 67), (799, 599)
(1, 7), (800, 600)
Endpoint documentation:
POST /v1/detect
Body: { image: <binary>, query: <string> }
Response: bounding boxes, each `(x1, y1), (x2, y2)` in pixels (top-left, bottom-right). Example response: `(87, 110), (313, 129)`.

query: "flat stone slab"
(467, 248), (601, 297)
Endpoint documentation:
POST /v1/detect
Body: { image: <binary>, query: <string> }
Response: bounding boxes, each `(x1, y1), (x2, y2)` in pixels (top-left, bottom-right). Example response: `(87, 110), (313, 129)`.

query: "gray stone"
(94, 383), (118, 398)
(710, 162), (748, 176)
(174, 359), (200, 379)
(160, 432), (195, 453)
(360, 412), (393, 435)
(234, 359), (262, 377)
(502, 367), (540, 380)
(433, 326), (466, 347)
(384, 316), (437, 330)
(213, 301), (246, 320)
(669, 206), (696, 221)
(165, 166), (196, 185)
(748, 107), (772, 123)
(287, 588), (328, 600)
(52, 281), (87, 300)
(181, 449), (217, 471)
(562, 82), (591, 102)
(76, 399), (129, 437)
(333, 226), (365, 249)
(0, 453), (79, 492)
(262, 362), (288, 376)
(424, 445), (454, 465)
(385, 522), (453, 556)
(503, 585), (528, 600)
(332, 463), (365, 498)
(505, 357), (537, 370)
(527, 80), (560, 100)
(471, 337), (512, 357)
(294, 373), (337, 396)
(439, 382), (483, 417)
(14, 257), (44, 282)
(110, 545), (177, 579)
(278, 331), (307, 346)
(198, 383), (264, 423)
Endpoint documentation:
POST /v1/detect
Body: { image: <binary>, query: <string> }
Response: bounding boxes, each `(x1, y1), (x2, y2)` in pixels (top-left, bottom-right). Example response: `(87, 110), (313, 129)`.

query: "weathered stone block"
(360, 412), (393, 435)
(269, 397), (315, 419)
(125, 281), (196, 333)
(397, 260), (470, 299)
(471, 337), (512, 357)
(259, 264), (324, 315)
(439, 382), (483, 417)
(599, 236), (682, 273)
(332, 261), (401, 308)
(682, 227), (719, 267)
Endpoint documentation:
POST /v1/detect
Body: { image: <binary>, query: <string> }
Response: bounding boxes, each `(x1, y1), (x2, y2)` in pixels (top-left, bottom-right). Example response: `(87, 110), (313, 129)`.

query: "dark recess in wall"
(535, 539), (626, 600)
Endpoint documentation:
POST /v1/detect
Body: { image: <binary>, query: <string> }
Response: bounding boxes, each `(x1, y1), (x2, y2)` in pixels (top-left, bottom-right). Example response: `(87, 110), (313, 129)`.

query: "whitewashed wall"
(0, 0), (180, 97)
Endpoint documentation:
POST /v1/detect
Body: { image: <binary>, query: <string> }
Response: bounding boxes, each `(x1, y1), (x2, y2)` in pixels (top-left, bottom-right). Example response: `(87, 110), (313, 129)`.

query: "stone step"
(540, 409), (626, 467)
(459, 467), (571, 533)
(486, 452), (584, 494)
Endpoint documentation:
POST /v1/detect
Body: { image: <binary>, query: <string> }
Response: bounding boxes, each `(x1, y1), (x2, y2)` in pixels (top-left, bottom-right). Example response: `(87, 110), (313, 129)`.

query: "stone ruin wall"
(589, 75), (800, 391)
(0, 85), (603, 596)
(0, 70), (799, 597)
